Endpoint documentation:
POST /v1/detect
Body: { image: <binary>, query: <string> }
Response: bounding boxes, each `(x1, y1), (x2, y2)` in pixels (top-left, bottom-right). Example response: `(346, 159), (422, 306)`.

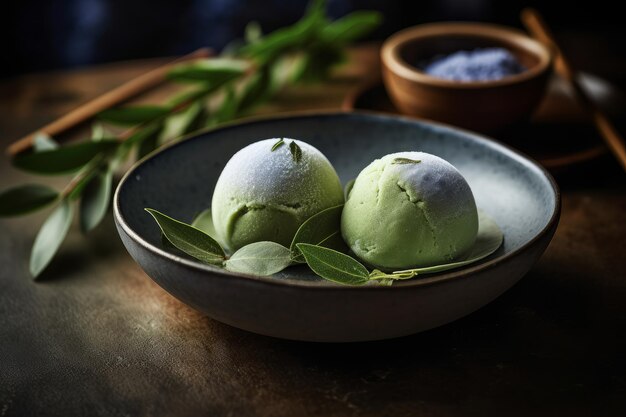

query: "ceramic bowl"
(381, 23), (553, 132)
(114, 111), (560, 342)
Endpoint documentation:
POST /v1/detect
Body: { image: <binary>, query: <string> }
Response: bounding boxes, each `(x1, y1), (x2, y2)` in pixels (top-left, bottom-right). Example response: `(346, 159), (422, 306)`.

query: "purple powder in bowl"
(423, 48), (525, 82)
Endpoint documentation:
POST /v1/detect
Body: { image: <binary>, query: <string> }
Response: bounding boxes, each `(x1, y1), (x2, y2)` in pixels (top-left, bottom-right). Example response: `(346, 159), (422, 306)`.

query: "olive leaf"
(0, 185), (59, 217)
(391, 158), (421, 165)
(189, 208), (229, 250)
(205, 86), (236, 126)
(30, 199), (74, 278)
(67, 156), (106, 201)
(98, 105), (170, 126)
(3, 0), (382, 279)
(191, 208), (217, 237)
(167, 58), (249, 84)
(291, 47), (345, 82)
(136, 124), (164, 160)
(241, 0), (327, 61)
(145, 208), (225, 265)
(167, 85), (217, 108)
(159, 102), (203, 144)
(119, 122), (162, 157)
(33, 132), (59, 151)
(12, 140), (118, 175)
(271, 138), (285, 151)
(289, 140), (302, 162)
(368, 269), (417, 284)
(296, 243), (370, 285)
(297, 211), (503, 286)
(224, 241), (292, 275)
(321, 11), (382, 43)
(90, 123), (106, 141)
(79, 167), (113, 232)
(237, 64), (273, 114)
(290, 204), (346, 262)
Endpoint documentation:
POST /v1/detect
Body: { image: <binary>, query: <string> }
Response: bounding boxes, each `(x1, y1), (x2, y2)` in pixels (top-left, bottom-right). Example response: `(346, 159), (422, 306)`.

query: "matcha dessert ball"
(341, 152), (478, 270)
(212, 138), (344, 251)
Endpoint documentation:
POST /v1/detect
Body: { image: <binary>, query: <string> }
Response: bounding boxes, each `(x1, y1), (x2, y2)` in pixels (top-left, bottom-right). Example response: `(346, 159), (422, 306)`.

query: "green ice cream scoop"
(341, 152), (478, 270)
(212, 139), (344, 252)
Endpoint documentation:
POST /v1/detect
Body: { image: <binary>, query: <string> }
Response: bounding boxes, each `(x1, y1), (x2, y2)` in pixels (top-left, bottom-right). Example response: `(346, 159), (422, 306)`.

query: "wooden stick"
(521, 8), (626, 172)
(6, 47), (212, 156)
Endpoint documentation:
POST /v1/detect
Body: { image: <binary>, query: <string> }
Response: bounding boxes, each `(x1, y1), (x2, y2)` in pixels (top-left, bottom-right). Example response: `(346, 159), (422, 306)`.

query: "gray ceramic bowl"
(114, 111), (560, 342)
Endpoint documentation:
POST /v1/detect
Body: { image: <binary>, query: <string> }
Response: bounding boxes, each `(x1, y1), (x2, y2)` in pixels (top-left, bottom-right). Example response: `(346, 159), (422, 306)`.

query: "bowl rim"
(113, 110), (560, 291)
(381, 22), (553, 89)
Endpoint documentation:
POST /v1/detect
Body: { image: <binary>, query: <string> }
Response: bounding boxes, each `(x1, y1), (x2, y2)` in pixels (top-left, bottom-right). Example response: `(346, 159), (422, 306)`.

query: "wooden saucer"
(343, 72), (625, 170)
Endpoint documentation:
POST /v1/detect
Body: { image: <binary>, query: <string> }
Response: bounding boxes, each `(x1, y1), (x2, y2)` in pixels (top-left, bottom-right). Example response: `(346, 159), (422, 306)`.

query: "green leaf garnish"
(136, 125), (163, 160)
(224, 241), (292, 275)
(167, 58), (249, 84)
(237, 64), (273, 114)
(33, 132), (59, 151)
(291, 47), (345, 82)
(142, 208), (501, 285)
(189, 207), (229, 253)
(271, 138), (285, 152)
(300, 210), (503, 286)
(240, 0), (327, 61)
(12, 140), (118, 175)
(368, 269), (417, 283)
(391, 158), (421, 165)
(79, 168), (113, 233)
(191, 208), (217, 238)
(98, 105), (170, 126)
(289, 140), (302, 163)
(290, 204), (346, 262)
(321, 11), (383, 43)
(30, 199), (73, 278)
(159, 102), (204, 144)
(296, 243), (370, 285)
(0, 185), (59, 217)
(212, 86), (238, 124)
(2, 0), (382, 278)
(90, 123), (106, 142)
(145, 208), (225, 265)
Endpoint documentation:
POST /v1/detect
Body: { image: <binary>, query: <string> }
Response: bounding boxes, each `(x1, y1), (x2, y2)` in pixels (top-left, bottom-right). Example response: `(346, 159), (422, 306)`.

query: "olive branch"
(0, 0), (381, 278)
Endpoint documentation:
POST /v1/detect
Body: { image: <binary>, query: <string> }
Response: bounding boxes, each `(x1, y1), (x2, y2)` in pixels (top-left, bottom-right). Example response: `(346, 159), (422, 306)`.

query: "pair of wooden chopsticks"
(6, 47), (211, 156)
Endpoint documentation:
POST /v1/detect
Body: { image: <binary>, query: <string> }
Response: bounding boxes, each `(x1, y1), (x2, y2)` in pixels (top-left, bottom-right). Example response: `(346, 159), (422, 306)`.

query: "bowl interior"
(116, 112), (558, 287)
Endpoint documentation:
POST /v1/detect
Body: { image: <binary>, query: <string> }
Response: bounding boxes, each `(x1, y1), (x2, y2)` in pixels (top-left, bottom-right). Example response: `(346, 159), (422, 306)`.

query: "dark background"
(3, 0), (626, 82)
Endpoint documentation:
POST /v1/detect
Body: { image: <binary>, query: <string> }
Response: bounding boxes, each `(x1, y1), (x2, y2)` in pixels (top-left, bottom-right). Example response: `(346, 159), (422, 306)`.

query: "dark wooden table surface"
(1, 46), (625, 417)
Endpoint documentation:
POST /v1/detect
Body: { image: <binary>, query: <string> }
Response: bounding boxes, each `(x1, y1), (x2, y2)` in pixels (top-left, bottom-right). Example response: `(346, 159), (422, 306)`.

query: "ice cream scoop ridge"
(341, 152), (478, 270)
(212, 138), (344, 252)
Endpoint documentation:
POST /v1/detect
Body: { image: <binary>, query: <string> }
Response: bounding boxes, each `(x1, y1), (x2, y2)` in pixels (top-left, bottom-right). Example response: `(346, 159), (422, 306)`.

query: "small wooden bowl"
(381, 22), (553, 132)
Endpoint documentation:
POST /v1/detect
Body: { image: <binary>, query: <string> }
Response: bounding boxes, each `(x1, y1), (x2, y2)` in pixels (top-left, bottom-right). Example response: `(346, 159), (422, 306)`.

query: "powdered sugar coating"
(424, 48), (525, 82)
(392, 152), (477, 229)
(212, 138), (344, 251)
